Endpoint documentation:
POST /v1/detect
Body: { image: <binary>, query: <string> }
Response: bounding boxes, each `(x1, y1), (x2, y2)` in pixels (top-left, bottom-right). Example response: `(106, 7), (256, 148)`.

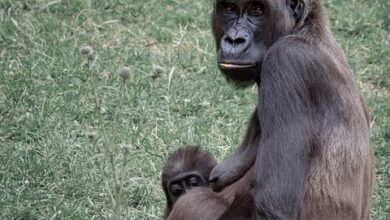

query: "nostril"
(224, 36), (234, 45)
(224, 36), (246, 46)
(235, 38), (246, 45)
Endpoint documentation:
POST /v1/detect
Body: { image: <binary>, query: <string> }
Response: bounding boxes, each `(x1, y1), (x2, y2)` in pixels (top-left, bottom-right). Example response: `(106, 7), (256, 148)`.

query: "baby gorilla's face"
(168, 171), (208, 203)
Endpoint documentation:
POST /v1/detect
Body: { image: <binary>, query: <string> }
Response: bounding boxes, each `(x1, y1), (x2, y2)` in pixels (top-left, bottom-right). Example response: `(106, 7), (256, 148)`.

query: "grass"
(0, 0), (388, 219)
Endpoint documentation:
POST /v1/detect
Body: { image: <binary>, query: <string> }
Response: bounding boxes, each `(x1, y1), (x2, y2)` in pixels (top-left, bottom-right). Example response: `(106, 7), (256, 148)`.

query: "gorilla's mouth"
(218, 62), (256, 70)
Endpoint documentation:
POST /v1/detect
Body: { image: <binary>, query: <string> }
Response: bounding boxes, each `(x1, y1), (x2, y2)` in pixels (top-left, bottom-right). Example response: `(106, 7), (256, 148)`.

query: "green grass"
(0, 0), (389, 219)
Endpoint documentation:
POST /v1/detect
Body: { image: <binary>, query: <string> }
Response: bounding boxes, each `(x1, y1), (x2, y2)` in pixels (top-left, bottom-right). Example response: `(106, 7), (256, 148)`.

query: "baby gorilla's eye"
(249, 5), (264, 16)
(170, 184), (183, 196)
(189, 176), (201, 187)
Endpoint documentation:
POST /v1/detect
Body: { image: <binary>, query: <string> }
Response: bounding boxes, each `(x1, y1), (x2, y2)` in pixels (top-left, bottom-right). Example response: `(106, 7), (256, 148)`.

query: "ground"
(0, 0), (389, 219)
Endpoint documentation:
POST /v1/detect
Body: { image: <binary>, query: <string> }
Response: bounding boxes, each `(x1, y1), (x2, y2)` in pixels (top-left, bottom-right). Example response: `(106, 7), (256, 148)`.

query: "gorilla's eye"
(221, 3), (237, 14)
(170, 184), (183, 196)
(249, 5), (263, 16)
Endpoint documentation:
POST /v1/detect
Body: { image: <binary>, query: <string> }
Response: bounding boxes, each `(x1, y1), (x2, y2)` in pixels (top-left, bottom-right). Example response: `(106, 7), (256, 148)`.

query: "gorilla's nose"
(221, 29), (251, 56)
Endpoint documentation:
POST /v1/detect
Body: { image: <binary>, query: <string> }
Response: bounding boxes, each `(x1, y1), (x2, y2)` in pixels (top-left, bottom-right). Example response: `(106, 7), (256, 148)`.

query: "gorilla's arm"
(252, 38), (329, 219)
(209, 109), (261, 190)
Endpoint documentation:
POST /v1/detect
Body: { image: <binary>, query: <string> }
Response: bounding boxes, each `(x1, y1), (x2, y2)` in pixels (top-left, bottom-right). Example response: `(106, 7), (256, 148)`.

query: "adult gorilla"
(168, 0), (374, 219)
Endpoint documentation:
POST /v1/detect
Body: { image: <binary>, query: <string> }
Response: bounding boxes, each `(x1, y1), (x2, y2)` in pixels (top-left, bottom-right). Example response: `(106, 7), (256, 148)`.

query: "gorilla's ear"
(289, 0), (304, 21)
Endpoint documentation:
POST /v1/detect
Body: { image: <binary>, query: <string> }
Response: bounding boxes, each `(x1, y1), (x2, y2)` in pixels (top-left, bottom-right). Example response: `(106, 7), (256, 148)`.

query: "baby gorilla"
(161, 146), (217, 219)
